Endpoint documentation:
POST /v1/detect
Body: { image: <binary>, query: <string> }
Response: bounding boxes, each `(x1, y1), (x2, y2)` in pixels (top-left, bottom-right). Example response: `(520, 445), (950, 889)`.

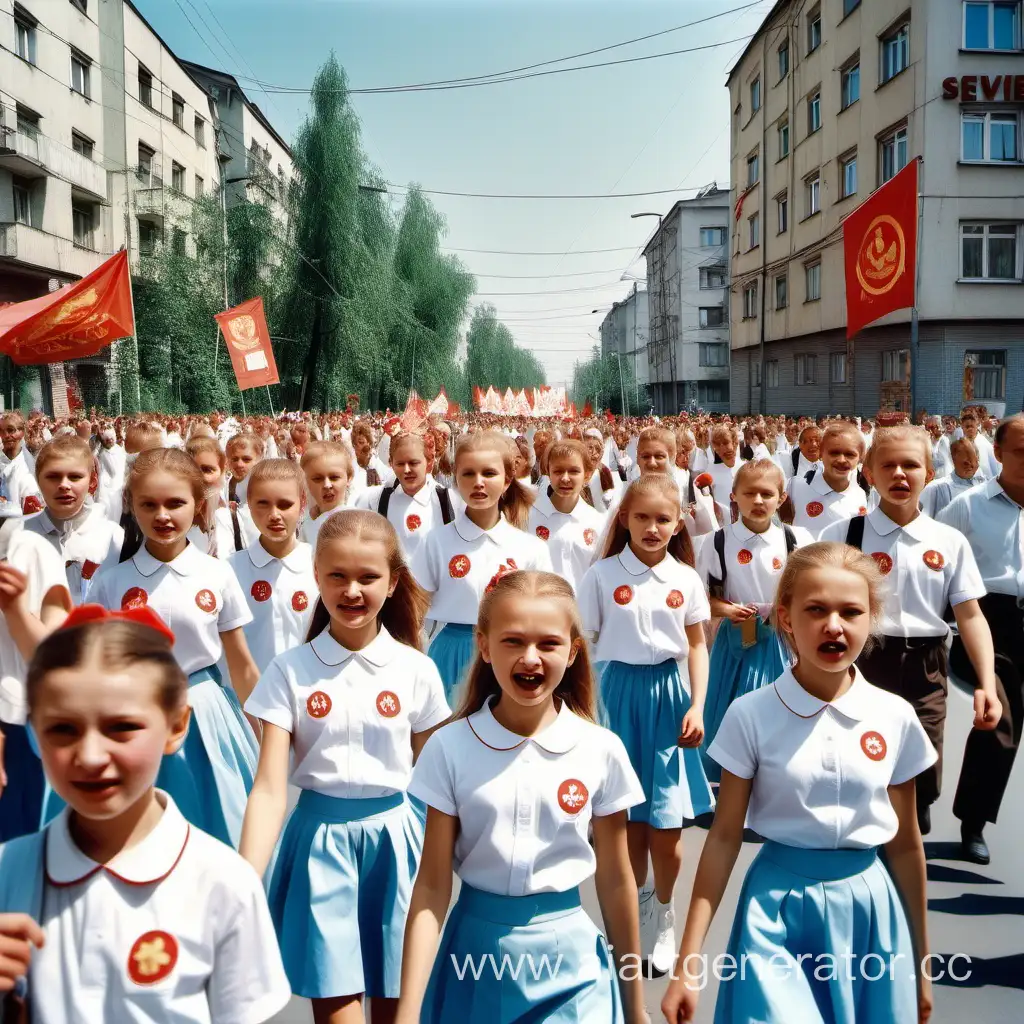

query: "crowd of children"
(0, 402), (1016, 1024)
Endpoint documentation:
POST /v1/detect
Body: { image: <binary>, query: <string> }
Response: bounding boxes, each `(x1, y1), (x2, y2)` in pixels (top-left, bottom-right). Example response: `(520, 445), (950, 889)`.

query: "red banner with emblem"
(0, 250), (134, 364)
(843, 159), (918, 339)
(214, 297), (280, 391)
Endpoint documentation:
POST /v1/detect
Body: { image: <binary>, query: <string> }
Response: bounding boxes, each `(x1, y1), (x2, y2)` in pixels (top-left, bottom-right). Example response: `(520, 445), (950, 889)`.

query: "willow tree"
(466, 305), (546, 392)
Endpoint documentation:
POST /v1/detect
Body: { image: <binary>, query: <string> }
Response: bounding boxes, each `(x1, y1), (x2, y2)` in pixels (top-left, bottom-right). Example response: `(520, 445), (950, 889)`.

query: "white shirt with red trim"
(526, 489), (606, 594)
(708, 667), (936, 849)
(409, 699), (643, 895)
(89, 542), (252, 676)
(245, 626), (450, 798)
(819, 507), (986, 637)
(788, 471), (868, 539)
(227, 539), (317, 674)
(354, 476), (461, 563)
(410, 509), (553, 626)
(32, 793), (290, 1024)
(577, 546), (710, 666)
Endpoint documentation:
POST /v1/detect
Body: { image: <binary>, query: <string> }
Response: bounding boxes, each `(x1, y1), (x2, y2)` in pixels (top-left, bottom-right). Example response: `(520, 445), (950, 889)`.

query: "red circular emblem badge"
(613, 585), (633, 605)
(557, 778), (589, 815)
(121, 587), (148, 610)
(536, 526), (550, 541)
(860, 731), (888, 762)
(127, 931), (178, 986)
(306, 691), (332, 718)
(806, 501), (825, 518)
(871, 552), (894, 576)
(81, 560), (100, 581)
(195, 589), (217, 614)
(449, 554), (471, 578)
(292, 591), (309, 612)
(406, 514), (421, 532)
(859, 506), (868, 515)
(772, 557), (783, 571)
(666, 589), (684, 609)
(923, 550), (945, 572)
(376, 690), (401, 717)
(21, 495), (43, 516)
(583, 528), (596, 546)
(250, 580), (272, 603)
(737, 549), (753, 565)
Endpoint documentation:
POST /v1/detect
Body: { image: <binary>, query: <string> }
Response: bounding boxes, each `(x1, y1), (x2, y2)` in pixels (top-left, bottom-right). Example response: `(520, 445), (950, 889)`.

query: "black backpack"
(377, 480), (454, 525)
(708, 525), (797, 599)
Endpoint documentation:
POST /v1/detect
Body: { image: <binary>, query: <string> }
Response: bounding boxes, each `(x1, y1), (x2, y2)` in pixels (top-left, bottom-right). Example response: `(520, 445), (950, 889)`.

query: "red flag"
(843, 160), (918, 339)
(214, 297), (280, 391)
(401, 390), (429, 432)
(0, 250), (134, 364)
(734, 184), (755, 222)
(582, 402), (593, 417)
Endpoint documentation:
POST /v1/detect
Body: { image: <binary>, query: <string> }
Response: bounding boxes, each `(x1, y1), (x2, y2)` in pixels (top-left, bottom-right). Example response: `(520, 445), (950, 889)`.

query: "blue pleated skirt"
(156, 665), (258, 849)
(702, 618), (789, 783)
(0, 724), (44, 843)
(599, 659), (715, 828)
(715, 842), (917, 1024)
(421, 883), (623, 1023)
(428, 622), (477, 705)
(268, 788), (422, 1000)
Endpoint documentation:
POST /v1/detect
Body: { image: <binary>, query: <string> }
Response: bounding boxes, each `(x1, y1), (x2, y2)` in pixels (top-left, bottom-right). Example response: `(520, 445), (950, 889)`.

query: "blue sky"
(139, 0), (774, 386)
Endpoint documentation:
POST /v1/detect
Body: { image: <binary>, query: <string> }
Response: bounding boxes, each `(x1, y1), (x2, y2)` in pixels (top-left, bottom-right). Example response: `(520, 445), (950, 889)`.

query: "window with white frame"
(12, 178), (31, 226)
(805, 172), (820, 216)
(699, 343), (729, 367)
(171, 162), (185, 193)
(777, 192), (788, 233)
(840, 152), (858, 198)
(778, 40), (790, 80)
(699, 267), (727, 289)
(795, 353), (817, 385)
(967, 350), (1006, 400)
(961, 111), (1019, 162)
(72, 131), (93, 159)
(195, 174), (204, 197)
(195, 117), (206, 148)
(765, 359), (780, 388)
(881, 22), (910, 84)
(14, 6), (36, 64)
(16, 105), (39, 139)
(805, 262), (822, 301)
(961, 222), (1020, 279)
(808, 90), (821, 133)
(139, 65), (154, 108)
(882, 349), (909, 382)
(841, 60), (860, 109)
(743, 281), (759, 318)
(880, 124), (908, 183)
(831, 351), (847, 383)
(751, 76), (761, 113)
(778, 120), (790, 158)
(72, 202), (95, 248)
(70, 50), (91, 98)
(137, 143), (155, 184)
(747, 150), (760, 185)
(807, 5), (821, 52)
(699, 307), (726, 328)
(172, 95), (185, 129)
(964, 2), (1020, 50)
(775, 274), (788, 309)
(749, 212), (760, 249)
(700, 226), (727, 246)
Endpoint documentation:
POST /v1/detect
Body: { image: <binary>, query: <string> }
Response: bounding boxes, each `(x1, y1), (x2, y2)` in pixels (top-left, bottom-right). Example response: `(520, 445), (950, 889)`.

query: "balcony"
(134, 184), (192, 225)
(0, 222), (105, 279)
(0, 130), (107, 200)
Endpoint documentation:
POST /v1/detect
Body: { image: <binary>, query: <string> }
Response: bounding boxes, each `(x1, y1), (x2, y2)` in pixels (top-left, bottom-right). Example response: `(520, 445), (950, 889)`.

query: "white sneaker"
(637, 881), (656, 961)
(650, 897), (676, 976)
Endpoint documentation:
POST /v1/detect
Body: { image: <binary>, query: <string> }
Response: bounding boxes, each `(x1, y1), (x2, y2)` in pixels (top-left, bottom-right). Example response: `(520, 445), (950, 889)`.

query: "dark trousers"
(858, 636), (948, 809)
(949, 593), (1024, 826)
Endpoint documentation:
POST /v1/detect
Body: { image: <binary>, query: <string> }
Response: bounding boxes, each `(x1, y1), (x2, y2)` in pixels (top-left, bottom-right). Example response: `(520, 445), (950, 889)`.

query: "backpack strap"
(804, 468), (816, 485)
(436, 485), (454, 525)
(845, 515), (866, 550)
(791, 448), (800, 474)
(783, 525), (797, 554)
(377, 479), (401, 518)
(231, 507), (243, 552)
(118, 511), (144, 563)
(708, 527), (727, 599)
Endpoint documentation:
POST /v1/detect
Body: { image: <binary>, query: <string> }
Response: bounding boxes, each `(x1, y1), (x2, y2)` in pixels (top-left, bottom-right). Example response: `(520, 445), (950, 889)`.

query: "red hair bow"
(61, 604), (176, 646)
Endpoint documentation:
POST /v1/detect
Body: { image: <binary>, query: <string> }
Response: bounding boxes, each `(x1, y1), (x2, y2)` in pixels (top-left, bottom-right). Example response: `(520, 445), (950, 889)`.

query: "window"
(961, 112), (1019, 162)
(777, 192), (789, 233)
(700, 227), (727, 246)
(137, 143), (155, 184)
(171, 162), (185, 193)
(699, 267), (727, 289)
(750, 76), (761, 113)
(172, 228), (186, 255)
(72, 203), (94, 248)
(775, 274), (788, 309)
(778, 120), (790, 158)
(881, 23), (910, 84)
(843, 0), (861, 14)
(699, 343), (729, 367)
(805, 262), (821, 301)
(747, 151), (760, 186)
(882, 349), (909, 382)
(172, 94), (185, 129)
(12, 178), (31, 227)
(967, 350), (1007, 400)
(753, 361), (762, 388)
(778, 40), (790, 80)
(14, 7), (35, 64)
(195, 116), (206, 148)
(765, 360), (780, 388)
(808, 90), (821, 134)
(805, 172), (820, 216)
(70, 51), (90, 97)
(840, 152), (858, 198)
(139, 65), (154, 108)
(699, 307), (726, 328)
(699, 381), (730, 405)
(742, 281), (759, 319)
(831, 352), (847, 383)
(138, 220), (158, 255)
(72, 131), (93, 159)
(964, 2), (1020, 50)
(748, 213), (760, 249)
(807, 6), (821, 52)
(195, 174), (204, 197)
(880, 125), (908, 183)
(795, 354), (817, 385)
(841, 61), (860, 109)
(16, 105), (40, 139)
(960, 222), (1020, 279)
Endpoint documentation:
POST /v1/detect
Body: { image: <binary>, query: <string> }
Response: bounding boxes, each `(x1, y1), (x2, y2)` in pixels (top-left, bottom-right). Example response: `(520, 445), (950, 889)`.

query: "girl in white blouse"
(663, 542), (934, 1024)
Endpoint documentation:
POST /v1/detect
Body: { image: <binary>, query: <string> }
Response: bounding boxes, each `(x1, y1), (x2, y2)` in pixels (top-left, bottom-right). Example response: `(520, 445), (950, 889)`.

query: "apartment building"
(728, 0), (1024, 417)
(643, 186), (732, 415)
(599, 284), (649, 409)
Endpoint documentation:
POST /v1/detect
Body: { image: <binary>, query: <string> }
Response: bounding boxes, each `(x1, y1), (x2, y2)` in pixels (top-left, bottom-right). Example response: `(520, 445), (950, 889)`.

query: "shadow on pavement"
(928, 893), (1024, 916)
(927, 862), (1002, 885)
(931, 952), (1024, 991)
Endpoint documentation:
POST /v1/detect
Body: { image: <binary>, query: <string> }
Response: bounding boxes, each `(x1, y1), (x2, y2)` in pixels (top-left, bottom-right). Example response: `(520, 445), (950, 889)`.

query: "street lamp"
(631, 211), (673, 414)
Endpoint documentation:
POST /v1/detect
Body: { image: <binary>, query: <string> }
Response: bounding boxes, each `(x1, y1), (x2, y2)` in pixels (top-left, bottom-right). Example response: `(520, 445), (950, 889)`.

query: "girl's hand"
(679, 709), (704, 748)
(0, 914), (45, 992)
(0, 564), (28, 612)
(973, 689), (1001, 731)
(661, 973), (700, 1022)
(724, 603), (754, 624)
(918, 972), (933, 1023)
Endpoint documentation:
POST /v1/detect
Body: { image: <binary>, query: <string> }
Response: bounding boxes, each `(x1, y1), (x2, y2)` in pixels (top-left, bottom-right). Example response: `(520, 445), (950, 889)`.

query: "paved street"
(269, 680), (1023, 1023)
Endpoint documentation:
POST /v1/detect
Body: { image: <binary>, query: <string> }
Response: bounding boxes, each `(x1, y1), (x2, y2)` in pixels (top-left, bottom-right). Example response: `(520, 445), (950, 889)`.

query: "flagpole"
(121, 246), (142, 412)
(266, 385), (275, 418)
(909, 156), (924, 419)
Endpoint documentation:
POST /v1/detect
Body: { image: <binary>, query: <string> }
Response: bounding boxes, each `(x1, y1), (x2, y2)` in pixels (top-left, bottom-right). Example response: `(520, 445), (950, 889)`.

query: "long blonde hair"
(454, 430), (534, 529)
(599, 475), (694, 567)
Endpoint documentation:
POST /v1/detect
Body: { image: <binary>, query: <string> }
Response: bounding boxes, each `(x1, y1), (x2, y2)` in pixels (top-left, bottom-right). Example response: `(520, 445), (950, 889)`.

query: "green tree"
(572, 346), (646, 415)
(466, 306), (546, 393)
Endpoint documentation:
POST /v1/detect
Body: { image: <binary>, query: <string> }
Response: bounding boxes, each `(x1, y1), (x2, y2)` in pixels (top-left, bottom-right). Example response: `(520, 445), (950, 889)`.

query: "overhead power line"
(451, 245), (639, 256)
(387, 183), (710, 200)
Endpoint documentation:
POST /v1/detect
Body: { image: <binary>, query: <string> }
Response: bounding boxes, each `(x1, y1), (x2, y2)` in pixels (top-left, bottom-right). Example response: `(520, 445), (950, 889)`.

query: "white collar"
(731, 519), (775, 544)
(617, 544), (673, 582)
(453, 508), (513, 546)
(308, 625), (400, 667)
(866, 505), (930, 541)
(533, 487), (586, 521)
(246, 537), (311, 572)
(132, 540), (205, 579)
(467, 697), (583, 753)
(398, 478), (435, 508)
(773, 666), (873, 723)
(984, 476), (1022, 509)
(46, 792), (189, 887)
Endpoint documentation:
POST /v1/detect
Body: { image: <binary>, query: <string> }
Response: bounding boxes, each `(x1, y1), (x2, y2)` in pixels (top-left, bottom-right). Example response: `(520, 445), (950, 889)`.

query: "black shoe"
(960, 824), (990, 865)
(917, 804), (931, 837)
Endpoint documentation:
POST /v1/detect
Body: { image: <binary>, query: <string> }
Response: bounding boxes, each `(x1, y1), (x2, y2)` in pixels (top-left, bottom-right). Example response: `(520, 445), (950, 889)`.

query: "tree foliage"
(466, 306), (546, 392)
(572, 346), (647, 415)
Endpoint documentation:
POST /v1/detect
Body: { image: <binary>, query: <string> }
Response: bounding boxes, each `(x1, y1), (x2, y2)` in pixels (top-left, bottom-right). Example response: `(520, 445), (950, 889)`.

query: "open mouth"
(338, 604), (366, 615)
(889, 483), (911, 495)
(512, 672), (545, 692)
(818, 640), (848, 659)
(72, 780), (121, 796)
